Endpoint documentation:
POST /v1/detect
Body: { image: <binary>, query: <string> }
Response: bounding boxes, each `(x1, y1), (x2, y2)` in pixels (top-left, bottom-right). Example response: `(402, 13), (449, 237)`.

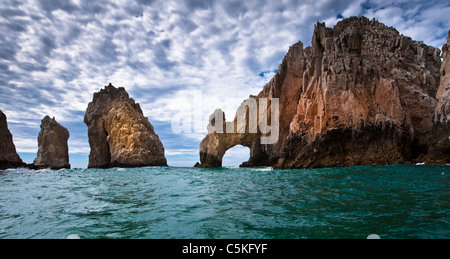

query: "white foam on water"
(254, 167), (273, 172)
(367, 234), (381, 239)
(67, 234), (81, 239)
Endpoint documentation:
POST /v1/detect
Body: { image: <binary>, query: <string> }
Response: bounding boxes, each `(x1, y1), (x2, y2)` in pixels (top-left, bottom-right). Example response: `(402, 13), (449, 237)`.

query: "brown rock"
(423, 30), (450, 164)
(33, 116), (70, 169)
(0, 110), (26, 170)
(278, 17), (441, 168)
(434, 30), (450, 124)
(196, 16), (446, 168)
(84, 83), (167, 168)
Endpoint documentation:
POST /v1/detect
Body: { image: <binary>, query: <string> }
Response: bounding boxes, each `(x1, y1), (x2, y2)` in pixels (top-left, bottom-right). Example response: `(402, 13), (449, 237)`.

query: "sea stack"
(33, 116), (70, 170)
(0, 110), (26, 170)
(196, 16), (447, 168)
(84, 83), (167, 168)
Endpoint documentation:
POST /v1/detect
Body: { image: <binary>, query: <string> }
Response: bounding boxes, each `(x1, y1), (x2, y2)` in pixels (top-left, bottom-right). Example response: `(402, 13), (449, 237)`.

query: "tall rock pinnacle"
(84, 83), (167, 168)
(33, 116), (70, 170)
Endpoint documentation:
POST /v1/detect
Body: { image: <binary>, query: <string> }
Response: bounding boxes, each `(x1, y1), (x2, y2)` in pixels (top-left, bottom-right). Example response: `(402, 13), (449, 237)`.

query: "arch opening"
(222, 145), (250, 167)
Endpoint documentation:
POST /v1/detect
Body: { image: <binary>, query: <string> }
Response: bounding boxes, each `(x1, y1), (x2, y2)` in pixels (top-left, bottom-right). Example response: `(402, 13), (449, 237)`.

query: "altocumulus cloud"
(0, 0), (449, 167)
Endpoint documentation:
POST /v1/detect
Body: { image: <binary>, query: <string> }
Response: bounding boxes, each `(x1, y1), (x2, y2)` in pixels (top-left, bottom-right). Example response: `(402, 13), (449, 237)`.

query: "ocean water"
(0, 164), (449, 239)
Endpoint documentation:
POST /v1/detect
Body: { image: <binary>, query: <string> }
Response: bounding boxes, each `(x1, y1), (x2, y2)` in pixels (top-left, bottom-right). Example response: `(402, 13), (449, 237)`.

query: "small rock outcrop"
(84, 83), (167, 168)
(196, 16), (447, 168)
(33, 116), (70, 169)
(0, 110), (26, 170)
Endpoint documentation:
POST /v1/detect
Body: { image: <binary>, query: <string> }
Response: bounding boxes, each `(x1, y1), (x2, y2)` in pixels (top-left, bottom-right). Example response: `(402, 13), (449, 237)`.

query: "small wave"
(416, 162), (425, 165)
(254, 167), (273, 172)
(2, 167), (34, 174)
(36, 168), (55, 173)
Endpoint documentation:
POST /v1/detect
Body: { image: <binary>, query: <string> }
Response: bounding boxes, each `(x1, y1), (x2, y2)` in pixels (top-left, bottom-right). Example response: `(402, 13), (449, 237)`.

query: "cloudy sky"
(1, 0), (449, 168)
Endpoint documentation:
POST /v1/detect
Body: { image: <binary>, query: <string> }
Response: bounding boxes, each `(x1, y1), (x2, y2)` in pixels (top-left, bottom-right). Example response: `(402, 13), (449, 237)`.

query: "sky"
(1, 0), (449, 168)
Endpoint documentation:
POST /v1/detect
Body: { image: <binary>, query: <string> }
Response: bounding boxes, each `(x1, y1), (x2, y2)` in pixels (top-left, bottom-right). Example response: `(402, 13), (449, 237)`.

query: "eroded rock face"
(33, 116), (70, 169)
(0, 110), (25, 170)
(434, 30), (450, 124)
(278, 17), (441, 168)
(84, 83), (167, 168)
(424, 30), (450, 164)
(196, 16), (446, 168)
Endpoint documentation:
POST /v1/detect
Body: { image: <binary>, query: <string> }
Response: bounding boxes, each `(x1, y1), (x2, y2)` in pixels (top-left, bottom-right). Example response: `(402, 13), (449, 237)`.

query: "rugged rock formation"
(424, 30), (450, 164)
(0, 110), (26, 170)
(33, 116), (70, 169)
(195, 41), (306, 168)
(434, 30), (450, 124)
(84, 83), (167, 168)
(278, 17), (441, 168)
(196, 16), (447, 168)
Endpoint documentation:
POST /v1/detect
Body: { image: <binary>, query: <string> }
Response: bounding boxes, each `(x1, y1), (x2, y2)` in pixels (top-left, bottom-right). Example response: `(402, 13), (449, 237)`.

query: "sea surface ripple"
(0, 164), (449, 239)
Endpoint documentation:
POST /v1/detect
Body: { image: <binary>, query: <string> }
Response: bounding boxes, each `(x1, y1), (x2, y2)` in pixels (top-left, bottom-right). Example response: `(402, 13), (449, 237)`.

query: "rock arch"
(194, 106), (273, 168)
(194, 41), (304, 168)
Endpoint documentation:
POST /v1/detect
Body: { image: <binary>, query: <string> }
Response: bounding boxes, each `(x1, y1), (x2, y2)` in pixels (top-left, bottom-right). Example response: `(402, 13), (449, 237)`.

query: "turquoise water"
(0, 165), (449, 239)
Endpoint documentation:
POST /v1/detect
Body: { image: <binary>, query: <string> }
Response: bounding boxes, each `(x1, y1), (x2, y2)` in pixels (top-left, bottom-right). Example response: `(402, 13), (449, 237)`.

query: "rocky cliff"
(278, 17), (441, 168)
(423, 30), (450, 164)
(196, 16), (447, 168)
(84, 83), (167, 168)
(0, 110), (26, 170)
(33, 116), (70, 169)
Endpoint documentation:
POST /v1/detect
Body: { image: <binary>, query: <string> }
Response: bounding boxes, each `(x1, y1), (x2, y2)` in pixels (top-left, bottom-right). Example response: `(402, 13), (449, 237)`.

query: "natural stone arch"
(194, 42), (305, 168)
(196, 131), (270, 168)
(194, 104), (273, 168)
